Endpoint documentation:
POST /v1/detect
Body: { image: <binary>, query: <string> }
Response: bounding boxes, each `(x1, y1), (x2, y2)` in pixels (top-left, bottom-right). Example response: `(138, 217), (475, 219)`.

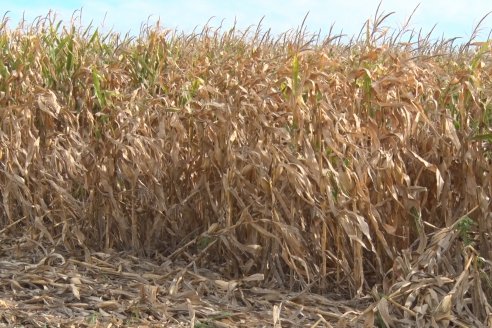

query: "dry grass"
(0, 9), (492, 327)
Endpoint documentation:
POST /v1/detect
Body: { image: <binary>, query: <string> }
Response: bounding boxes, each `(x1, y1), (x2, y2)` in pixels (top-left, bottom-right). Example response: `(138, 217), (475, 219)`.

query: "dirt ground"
(0, 234), (370, 327)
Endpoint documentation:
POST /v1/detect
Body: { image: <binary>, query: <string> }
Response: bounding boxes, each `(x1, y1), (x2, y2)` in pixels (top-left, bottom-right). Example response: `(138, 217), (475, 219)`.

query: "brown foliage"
(1, 12), (492, 326)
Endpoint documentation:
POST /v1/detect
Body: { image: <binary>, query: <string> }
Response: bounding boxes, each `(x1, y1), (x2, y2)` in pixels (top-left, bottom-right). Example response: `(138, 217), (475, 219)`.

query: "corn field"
(0, 10), (492, 327)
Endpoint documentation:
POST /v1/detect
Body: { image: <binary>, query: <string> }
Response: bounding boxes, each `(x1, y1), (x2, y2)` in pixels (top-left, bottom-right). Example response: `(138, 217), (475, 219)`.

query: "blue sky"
(3, 1), (492, 41)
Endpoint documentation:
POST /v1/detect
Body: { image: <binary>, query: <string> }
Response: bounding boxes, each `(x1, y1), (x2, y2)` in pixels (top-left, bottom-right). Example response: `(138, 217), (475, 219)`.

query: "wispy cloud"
(3, 0), (492, 41)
